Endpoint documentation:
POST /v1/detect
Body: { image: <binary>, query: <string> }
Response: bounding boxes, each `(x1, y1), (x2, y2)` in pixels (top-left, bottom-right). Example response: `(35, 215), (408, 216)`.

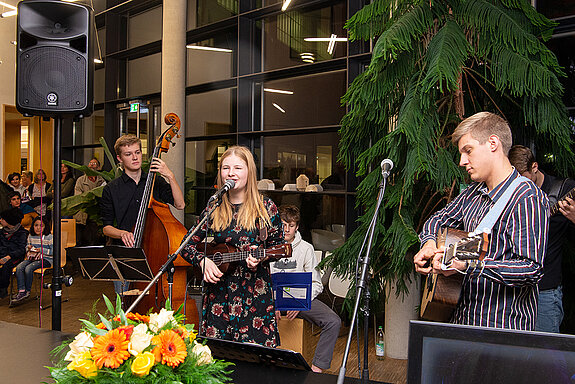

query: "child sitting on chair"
(12, 216), (53, 305)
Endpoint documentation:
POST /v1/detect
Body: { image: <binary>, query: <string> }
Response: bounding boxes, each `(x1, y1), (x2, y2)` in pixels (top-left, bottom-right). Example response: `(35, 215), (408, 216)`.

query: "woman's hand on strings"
(200, 257), (223, 283)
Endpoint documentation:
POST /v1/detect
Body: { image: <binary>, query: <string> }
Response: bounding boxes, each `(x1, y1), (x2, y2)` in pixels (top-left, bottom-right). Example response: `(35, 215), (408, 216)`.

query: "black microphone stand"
(337, 174), (389, 384)
(126, 199), (220, 315)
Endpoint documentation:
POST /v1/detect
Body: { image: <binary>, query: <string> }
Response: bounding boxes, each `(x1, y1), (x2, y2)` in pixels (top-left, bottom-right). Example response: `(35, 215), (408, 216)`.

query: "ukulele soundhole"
(211, 253), (223, 265)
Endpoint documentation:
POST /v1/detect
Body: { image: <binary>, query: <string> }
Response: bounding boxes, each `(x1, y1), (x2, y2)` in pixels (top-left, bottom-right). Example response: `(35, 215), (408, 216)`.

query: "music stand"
(196, 336), (311, 371)
(67, 245), (153, 284)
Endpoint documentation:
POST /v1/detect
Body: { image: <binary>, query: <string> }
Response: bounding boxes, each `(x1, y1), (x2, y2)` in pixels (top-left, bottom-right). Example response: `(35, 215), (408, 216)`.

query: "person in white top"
(271, 205), (341, 373)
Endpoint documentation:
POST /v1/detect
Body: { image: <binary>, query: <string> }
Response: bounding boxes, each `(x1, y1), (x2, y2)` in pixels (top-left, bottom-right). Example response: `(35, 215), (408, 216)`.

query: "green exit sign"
(130, 103), (139, 112)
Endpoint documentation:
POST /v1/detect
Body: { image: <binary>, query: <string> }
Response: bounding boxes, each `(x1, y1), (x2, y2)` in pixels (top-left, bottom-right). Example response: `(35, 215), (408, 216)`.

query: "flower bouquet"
(48, 295), (232, 383)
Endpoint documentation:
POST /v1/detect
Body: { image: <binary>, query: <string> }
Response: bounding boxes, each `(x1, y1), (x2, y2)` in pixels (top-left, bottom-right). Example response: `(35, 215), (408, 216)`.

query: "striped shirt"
(419, 169), (549, 330)
(27, 234), (54, 263)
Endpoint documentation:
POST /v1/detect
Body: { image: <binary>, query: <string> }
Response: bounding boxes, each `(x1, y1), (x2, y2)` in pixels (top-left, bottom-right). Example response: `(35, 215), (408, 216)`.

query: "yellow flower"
(192, 342), (213, 365)
(189, 331), (197, 343)
(152, 330), (187, 367)
(131, 351), (155, 377)
(91, 329), (131, 369)
(67, 351), (98, 379)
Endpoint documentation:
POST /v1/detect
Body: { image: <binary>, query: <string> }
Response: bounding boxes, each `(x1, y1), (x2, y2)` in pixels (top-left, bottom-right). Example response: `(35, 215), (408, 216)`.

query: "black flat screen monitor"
(408, 320), (575, 384)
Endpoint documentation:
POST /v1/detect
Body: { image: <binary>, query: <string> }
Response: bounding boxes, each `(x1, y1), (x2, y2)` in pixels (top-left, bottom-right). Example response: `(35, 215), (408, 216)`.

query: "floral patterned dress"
(180, 196), (284, 347)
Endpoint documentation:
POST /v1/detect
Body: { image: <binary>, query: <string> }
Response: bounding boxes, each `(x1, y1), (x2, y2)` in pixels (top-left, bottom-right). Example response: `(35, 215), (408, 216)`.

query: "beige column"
(384, 273), (420, 359)
(161, 0), (187, 222)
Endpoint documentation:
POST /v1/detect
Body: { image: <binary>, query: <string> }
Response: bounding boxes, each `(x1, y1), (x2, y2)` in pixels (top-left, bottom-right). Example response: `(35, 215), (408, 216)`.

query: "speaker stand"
(50, 116), (63, 331)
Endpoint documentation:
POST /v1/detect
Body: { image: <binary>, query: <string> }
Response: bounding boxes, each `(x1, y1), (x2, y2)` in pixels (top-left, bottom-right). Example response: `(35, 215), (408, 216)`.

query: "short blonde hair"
(452, 112), (512, 155)
(114, 134), (141, 156)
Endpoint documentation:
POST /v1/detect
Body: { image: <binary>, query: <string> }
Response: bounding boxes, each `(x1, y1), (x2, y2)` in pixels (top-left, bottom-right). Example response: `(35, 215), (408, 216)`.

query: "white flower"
(148, 308), (176, 332)
(192, 342), (213, 365)
(128, 323), (153, 356)
(64, 331), (94, 361)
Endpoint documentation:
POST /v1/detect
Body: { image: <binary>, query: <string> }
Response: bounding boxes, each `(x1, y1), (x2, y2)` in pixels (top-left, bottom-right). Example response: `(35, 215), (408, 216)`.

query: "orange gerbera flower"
(126, 312), (150, 323)
(152, 330), (187, 367)
(91, 329), (130, 369)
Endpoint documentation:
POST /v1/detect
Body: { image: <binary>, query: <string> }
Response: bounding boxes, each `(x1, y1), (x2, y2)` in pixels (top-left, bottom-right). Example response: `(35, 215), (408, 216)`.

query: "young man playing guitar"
(509, 145), (575, 332)
(414, 112), (549, 330)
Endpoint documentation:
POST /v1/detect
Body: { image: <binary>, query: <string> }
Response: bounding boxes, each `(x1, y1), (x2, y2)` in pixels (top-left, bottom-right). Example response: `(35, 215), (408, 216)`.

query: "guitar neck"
(550, 187), (575, 216)
(208, 248), (267, 264)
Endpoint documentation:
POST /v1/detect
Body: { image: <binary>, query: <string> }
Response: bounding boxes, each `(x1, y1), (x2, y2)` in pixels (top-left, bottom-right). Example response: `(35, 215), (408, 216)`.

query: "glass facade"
(64, 0), (364, 241)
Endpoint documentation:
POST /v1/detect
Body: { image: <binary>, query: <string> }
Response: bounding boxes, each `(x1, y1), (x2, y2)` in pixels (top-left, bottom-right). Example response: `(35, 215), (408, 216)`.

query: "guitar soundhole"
(212, 252), (223, 265)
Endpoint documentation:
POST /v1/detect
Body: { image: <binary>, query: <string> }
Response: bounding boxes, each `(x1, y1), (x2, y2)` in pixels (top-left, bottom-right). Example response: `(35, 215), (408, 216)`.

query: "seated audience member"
(11, 216), (53, 305)
(47, 163), (75, 200)
(0, 208), (28, 298)
(74, 158), (106, 246)
(271, 205), (342, 373)
(27, 169), (51, 217)
(8, 191), (37, 230)
(20, 171), (33, 203)
(7, 173), (26, 195)
(0, 179), (13, 213)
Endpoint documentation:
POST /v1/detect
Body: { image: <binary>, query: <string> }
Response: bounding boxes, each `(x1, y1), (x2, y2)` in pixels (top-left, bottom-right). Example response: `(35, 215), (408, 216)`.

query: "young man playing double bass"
(100, 134), (185, 292)
(414, 112), (549, 330)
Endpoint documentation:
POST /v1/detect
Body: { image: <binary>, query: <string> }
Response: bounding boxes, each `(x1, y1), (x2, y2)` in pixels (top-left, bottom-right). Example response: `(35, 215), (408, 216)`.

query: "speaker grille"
(17, 45), (88, 112)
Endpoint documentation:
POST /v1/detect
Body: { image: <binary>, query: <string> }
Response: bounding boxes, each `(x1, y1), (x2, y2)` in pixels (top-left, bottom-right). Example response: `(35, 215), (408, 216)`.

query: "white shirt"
(270, 231), (323, 301)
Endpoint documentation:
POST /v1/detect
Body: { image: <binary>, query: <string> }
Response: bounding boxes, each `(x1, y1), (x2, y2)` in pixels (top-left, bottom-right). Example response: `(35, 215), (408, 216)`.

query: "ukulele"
(196, 242), (292, 273)
(420, 228), (489, 322)
(549, 187), (575, 216)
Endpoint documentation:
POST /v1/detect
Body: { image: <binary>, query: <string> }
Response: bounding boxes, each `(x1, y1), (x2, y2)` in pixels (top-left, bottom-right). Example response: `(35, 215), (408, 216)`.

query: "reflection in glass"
(184, 139), (235, 225)
(263, 2), (346, 71)
(186, 88), (236, 136)
(262, 132), (344, 190)
(73, 110), (105, 146)
(536, 1), (575, 19)
(128, 6), (162, 48)
(128, 53), (162, 97)
(262, 71), (346, 130)
(190, 0), (238, 29)
(186, 31), (237, 86)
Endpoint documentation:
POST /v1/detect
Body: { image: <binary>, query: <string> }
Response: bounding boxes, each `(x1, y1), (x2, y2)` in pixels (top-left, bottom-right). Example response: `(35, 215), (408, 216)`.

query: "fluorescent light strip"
(0, 2), (16, 10)
(264, 88), (294, 95)
(186, 45), (232, 53)
(281, 0), (292, 12)
(1, 9), (17, 17)
(272, 103), (286, 113)
(304, 37), (348, 42)
(327, 34), (337, 55)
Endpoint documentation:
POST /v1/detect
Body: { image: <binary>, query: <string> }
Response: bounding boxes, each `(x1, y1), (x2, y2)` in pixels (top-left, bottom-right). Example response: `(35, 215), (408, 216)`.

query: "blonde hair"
(451, 112), (512, 155)
(211, 146), (271, 232)
(114, 134), (141, 156)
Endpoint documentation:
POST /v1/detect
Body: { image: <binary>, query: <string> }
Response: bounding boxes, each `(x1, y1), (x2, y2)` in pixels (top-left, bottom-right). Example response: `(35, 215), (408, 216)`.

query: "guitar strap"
(474, 176), (529, 233)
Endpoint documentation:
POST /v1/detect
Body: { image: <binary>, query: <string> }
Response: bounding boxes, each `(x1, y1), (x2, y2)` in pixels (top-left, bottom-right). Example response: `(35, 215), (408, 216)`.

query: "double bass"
(130, 113), (198, 325)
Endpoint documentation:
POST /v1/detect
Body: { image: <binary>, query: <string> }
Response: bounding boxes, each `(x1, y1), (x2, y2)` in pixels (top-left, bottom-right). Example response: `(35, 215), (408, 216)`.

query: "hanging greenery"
(326, 0), (574, 312)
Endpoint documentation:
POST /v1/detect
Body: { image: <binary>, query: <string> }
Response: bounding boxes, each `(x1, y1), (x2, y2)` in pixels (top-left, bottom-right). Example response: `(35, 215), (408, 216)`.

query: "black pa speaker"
(16, 0), (94, 118)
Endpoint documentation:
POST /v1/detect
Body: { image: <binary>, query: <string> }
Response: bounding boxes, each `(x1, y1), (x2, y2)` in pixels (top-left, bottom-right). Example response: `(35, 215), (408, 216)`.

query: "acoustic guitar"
(420, 228), (489, 322)
(549, 187), (575, 216)
(196, 242), (292, 274)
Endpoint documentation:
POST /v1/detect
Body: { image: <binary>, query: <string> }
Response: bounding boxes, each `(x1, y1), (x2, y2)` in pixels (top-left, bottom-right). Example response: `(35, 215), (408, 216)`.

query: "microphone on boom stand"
(208, 179), (236, 204)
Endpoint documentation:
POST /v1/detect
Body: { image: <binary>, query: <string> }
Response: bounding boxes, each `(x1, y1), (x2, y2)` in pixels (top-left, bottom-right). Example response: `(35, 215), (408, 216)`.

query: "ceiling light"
(281, 0), (292, 12)
(300, 52), (315, 63)
(10, 40), (16, 45)
(304, 37), (348, 42)
(186, 45), (232, 53)
(264, 88), (294, 95)
(94, 58), (103, 64)
(272, 103), (286, 113)
(1, 10), (17, 18)
(0, 2), (16, 10)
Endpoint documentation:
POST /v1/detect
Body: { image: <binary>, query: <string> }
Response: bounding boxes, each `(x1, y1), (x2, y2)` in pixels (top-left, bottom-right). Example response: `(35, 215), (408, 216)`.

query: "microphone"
(381, 159), (393, 178)
(208, 179), (236, 203)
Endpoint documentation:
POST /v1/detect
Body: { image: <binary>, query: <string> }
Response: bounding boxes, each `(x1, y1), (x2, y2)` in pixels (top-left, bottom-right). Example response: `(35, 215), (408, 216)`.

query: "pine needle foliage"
(329, 0), (575, 311)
